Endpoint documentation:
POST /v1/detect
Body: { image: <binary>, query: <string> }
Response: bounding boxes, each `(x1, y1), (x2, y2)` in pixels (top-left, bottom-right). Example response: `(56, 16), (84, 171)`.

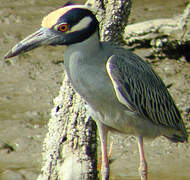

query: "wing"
(106, 54), (187, 134)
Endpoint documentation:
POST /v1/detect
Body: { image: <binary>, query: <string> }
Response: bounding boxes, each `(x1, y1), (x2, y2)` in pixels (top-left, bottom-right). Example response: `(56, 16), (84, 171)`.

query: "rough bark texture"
(124, 3), (190, 61)
(37, 74), (97, 180)
(37, 1), (132, 180)
(87, 0), (132, 43)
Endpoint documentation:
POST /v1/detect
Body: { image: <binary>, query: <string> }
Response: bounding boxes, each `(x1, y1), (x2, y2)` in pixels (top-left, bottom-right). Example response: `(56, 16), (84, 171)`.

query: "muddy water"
(0, 0), (189, 179)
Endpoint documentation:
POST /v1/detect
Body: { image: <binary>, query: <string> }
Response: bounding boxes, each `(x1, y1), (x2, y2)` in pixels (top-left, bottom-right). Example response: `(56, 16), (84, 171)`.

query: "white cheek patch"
(69, 16), (92, 33)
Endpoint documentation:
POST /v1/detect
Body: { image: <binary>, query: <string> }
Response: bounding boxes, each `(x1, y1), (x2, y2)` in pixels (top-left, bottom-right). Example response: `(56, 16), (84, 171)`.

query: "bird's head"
(4, 4), (99, 59)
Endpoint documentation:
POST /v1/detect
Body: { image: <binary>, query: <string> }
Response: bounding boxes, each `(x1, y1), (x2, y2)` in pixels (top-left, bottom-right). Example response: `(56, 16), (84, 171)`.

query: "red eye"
(58, 23), (69, 32)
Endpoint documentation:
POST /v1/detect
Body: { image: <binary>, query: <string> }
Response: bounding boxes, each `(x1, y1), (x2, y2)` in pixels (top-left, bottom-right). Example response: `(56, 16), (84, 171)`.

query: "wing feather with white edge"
(106, 54), (187, 137)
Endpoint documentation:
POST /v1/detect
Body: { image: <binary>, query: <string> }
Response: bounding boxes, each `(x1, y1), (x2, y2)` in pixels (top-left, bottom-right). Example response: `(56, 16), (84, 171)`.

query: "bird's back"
(64, 35), (188, 142)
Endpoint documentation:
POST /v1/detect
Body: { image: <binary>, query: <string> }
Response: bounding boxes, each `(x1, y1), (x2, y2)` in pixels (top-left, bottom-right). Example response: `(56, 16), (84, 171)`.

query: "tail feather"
(164, 134), (188, 143)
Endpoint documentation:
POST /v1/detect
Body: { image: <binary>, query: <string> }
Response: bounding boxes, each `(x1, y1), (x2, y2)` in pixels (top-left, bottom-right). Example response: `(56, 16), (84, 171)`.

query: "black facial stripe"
(49, 7), (99, 46)
(62, 20), (99, 45)
(56, 8), (98, 29)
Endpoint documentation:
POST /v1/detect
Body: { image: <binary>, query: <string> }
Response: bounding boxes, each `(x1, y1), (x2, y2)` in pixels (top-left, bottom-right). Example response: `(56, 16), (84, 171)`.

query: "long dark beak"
(4, 27), (58, 59)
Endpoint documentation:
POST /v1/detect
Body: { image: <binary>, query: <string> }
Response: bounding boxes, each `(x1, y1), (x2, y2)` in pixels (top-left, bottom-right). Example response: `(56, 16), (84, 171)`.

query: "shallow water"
(0, 0), (189, 179)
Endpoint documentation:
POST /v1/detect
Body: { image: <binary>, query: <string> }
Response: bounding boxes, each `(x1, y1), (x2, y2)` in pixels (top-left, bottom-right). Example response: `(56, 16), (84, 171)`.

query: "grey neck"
(66, 30), (102, 54)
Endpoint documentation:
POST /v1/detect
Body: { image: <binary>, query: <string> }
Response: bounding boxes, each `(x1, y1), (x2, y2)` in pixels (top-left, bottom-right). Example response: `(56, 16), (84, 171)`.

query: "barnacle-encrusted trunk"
(87, 0), (132, 43)
(37, 0), (132, 180)
(37, 74), (98, 180)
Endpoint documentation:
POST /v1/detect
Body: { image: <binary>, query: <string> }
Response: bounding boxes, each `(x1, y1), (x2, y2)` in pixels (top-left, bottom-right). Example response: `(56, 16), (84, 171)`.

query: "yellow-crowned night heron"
(5, 4), (188, 180)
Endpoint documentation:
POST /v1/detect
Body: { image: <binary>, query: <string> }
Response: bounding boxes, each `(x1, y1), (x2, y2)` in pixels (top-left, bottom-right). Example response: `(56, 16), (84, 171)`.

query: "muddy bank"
(0, 0), (189, 179)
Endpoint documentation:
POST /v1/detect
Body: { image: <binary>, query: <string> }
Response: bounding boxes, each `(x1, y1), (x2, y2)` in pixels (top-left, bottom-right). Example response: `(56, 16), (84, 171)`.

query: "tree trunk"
(37, 1), (132, 180)
(87, 0), (132, 43)
(37, 73), (97, 180)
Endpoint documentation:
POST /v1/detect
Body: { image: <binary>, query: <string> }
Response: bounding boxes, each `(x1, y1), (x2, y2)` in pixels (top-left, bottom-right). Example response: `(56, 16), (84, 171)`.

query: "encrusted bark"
(124, 3), (190, 61)
(37, 1), (132, 180)
(37, 74), (97, 180)
(87, 0), (132, 43)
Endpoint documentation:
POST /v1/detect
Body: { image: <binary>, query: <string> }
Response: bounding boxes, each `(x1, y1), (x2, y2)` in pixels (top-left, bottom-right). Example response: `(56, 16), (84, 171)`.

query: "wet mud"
(0, 0), (189, 179)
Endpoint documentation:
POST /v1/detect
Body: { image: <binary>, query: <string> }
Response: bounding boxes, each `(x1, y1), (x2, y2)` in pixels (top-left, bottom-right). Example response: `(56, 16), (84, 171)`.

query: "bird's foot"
(98, 157), (110, 180)
(108, 141), (114, 159)
(101, 166), (109, 180)
(98, 141), (113, 179)
(138, 160), (148, 180)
